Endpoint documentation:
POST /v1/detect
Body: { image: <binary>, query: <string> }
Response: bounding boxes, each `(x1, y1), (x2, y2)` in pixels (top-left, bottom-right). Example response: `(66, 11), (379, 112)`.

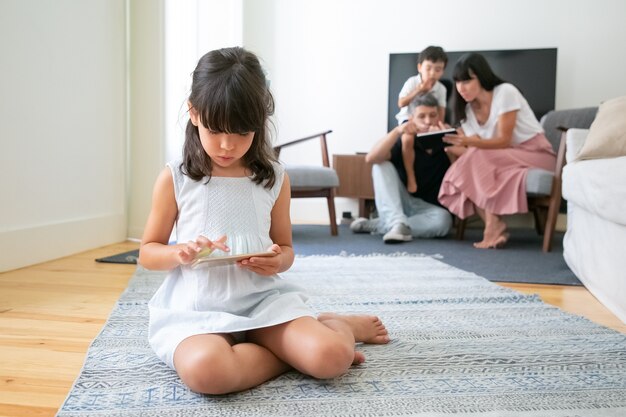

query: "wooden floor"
(0, 241), (624, 417)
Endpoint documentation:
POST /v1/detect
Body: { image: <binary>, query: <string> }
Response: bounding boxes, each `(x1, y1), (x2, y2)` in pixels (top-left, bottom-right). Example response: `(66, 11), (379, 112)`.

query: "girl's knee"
(175, 349), (239, 394)
(304, 339), (354, 379)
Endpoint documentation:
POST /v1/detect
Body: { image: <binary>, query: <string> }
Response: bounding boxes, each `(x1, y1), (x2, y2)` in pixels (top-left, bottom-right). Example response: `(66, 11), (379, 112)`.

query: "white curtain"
(164, 0), (243, 163)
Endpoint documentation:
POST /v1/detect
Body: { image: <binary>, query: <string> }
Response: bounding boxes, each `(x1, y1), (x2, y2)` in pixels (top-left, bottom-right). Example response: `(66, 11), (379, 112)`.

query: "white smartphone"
(191, 251), (277, 268)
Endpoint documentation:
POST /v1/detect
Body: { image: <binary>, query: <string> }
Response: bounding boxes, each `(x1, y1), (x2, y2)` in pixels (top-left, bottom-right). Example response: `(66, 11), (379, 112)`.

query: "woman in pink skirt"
(439, 53), (556, 249)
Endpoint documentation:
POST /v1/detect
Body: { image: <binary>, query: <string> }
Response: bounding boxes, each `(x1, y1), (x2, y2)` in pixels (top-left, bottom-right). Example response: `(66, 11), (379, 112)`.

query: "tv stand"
(332, 154), (376, 218)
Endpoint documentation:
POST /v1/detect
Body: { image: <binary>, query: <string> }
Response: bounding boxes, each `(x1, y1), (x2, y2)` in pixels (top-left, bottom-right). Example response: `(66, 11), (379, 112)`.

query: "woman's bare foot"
(474, 217), (508, 249)
(318, 313), (390, 344)
(474, 232), (509, 249)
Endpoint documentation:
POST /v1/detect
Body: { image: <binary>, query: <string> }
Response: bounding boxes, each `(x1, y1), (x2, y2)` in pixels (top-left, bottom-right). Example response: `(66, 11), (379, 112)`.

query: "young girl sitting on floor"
(139, 47), (389, 395)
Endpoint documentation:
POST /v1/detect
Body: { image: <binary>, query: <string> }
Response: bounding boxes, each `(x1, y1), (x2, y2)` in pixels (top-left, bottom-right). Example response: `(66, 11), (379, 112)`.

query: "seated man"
(351, 94), (452, 243)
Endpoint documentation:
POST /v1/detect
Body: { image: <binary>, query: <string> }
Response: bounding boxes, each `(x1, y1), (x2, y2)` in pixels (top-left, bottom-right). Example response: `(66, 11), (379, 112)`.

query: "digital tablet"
(191, 251), (277, 268)
(415, 128), (457, 150)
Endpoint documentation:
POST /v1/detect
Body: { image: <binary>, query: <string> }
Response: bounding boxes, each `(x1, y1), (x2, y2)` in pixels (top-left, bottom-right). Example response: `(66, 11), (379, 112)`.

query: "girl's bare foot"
(353, 350), (365, 365)
(318, 313), (390, 344)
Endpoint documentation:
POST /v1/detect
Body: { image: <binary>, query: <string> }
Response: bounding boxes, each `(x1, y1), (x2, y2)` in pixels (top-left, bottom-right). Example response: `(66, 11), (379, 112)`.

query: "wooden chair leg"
(327, 192), (338, 236)
(542, 185), (561, 253)
(543, 130), (567, 252)
(455, 217), (467, 240)
(533, 207), (547, 235)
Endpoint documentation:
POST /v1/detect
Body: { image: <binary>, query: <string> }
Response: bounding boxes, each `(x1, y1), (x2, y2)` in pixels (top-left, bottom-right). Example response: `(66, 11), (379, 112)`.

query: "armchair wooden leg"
(327, 192), (338, 236)
(542, 184), (562, 253)
(533, 207), (547, 235)
(455, 217), (467, 240)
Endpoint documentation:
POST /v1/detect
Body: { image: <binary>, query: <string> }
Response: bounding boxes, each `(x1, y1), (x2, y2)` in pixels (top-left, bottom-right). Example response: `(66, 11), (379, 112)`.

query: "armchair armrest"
(274, 130), (333, 167)
(565, 128), (590, 163)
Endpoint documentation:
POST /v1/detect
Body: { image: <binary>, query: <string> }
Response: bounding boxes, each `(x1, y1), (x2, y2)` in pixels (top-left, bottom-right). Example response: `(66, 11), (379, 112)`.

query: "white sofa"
(562, 128), (626, 324)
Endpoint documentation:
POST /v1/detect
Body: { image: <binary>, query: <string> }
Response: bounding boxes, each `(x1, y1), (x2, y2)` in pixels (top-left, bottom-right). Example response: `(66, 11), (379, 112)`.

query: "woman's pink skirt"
(438, 134), (556, 219)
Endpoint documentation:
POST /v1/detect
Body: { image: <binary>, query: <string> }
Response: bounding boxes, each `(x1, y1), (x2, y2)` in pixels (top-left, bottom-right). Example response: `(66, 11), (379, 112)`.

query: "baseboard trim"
(1, 213), (126, 272)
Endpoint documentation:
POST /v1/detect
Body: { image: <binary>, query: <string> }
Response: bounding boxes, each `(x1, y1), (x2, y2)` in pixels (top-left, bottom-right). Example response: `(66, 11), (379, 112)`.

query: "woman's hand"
(445, 145), (468, 159)
(443, 132), (476, 161)
(175, 235), (229, 265)
(442, 133), (467, 147)
(238, 244), (283, 276)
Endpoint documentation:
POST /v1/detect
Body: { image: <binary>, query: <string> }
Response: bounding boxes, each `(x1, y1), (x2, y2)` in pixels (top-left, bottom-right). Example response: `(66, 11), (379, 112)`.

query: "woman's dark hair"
(451, 53), (505, 124)
(182, 47), (277, 188)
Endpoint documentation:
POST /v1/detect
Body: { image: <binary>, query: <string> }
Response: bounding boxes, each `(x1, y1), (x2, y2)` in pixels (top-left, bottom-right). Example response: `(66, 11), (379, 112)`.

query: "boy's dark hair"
(183, 47), (278, 188)
(418, 46), (448, 67)
(413, 93), (439, 109)
(451, 52), (505, 123)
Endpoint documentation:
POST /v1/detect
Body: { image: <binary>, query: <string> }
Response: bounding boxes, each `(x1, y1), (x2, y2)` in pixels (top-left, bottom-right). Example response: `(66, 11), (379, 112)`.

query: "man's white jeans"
(372, 161), (452, 238)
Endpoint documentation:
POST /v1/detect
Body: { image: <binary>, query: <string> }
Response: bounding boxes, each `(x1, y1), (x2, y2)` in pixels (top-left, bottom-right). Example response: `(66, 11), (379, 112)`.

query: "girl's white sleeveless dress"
(148, 160), (314, 369)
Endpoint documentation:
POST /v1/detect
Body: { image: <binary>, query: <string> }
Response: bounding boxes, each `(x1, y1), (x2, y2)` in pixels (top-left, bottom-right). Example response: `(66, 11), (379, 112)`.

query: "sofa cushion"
(564, 129), (589, 163)
(562, 156), (626, 226)
(576, 95), (626, 160)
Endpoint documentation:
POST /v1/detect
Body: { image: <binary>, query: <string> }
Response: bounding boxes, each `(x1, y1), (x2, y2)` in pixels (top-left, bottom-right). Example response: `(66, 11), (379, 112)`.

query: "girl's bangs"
(198, 85), (264, 135)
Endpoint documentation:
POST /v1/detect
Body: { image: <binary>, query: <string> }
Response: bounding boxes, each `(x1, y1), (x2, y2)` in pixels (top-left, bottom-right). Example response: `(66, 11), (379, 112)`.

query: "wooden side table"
(332, 154), (375, 218)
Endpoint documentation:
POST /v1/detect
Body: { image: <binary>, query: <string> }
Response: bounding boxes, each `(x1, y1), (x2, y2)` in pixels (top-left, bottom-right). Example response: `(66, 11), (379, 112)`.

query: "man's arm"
(366, 123), (416, 164)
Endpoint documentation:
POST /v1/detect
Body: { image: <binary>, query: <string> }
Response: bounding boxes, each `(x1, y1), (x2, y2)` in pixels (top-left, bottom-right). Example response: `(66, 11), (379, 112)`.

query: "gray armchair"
(274, 130), (339, 235)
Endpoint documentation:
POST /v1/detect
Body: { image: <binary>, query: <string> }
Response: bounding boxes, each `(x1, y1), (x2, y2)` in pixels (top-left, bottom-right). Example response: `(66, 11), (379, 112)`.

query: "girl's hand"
(175, 235), (230, 265)
(238, 244), (282, 276)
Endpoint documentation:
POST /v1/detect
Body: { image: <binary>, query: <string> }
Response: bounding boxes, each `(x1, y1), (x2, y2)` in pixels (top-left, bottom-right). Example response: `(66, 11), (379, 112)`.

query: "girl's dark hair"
(451, 53), (505, 124)
(183, 47), (277, 188)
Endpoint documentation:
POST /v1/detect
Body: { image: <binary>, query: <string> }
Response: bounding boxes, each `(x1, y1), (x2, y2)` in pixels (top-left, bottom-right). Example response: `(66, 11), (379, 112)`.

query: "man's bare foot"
(318, 313), (390, 344)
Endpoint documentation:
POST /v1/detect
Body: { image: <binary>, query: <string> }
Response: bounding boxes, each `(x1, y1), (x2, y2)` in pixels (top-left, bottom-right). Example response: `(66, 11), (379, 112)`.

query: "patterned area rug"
(57, 256), (626, 417)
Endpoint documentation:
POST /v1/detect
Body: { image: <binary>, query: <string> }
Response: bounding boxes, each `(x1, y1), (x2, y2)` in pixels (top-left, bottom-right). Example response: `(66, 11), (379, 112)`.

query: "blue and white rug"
(57, 255), (626, 416)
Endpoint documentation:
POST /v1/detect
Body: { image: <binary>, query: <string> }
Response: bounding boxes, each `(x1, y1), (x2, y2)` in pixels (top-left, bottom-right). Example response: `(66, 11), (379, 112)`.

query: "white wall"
(127, 0), (244, 240)
(127, 0), (165, 239)
(0, 0), (127, 271)
(2, 1), (623, 269)
(242, 0), (626, 223)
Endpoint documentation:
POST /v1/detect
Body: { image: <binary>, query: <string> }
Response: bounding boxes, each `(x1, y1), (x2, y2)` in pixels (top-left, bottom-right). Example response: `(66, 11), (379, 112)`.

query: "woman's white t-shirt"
(461, 83), (543, 145)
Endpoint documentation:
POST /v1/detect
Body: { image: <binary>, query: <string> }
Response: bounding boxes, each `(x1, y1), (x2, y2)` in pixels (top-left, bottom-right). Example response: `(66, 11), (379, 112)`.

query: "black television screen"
(388, 48), (557, 132)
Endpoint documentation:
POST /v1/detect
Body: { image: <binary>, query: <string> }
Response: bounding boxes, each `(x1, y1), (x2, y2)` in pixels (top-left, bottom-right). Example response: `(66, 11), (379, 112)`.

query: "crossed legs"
(174, 314), (389, 395)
